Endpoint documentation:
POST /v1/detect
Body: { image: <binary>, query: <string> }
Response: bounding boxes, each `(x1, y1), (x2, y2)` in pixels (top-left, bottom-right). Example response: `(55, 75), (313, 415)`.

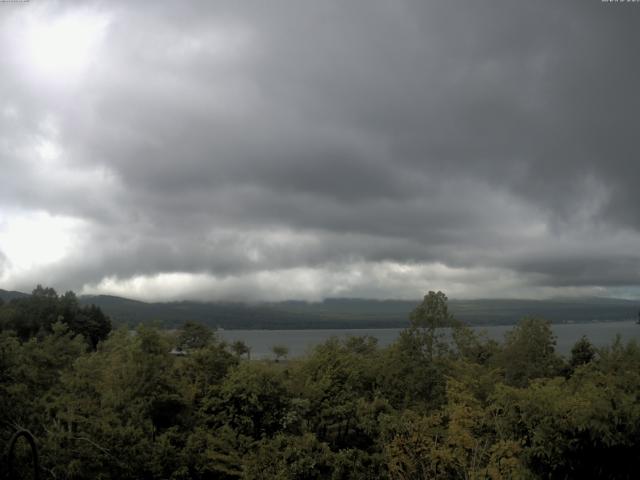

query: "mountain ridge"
(3, 289), (639, 329)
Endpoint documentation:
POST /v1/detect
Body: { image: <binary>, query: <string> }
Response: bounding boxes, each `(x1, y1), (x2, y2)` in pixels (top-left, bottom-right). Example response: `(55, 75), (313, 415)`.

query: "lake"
(218, 321), (640, 359)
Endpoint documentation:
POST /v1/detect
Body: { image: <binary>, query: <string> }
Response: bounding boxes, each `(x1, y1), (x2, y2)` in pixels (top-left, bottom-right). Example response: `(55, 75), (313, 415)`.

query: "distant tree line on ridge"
(0, 285), (111, 349)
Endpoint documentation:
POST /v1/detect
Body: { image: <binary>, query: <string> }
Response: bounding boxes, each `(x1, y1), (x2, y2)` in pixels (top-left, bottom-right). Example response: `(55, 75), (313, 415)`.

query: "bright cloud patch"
(80, 262), (607, 303)
(0, 211), (88, 283)
(13, 6), (110, 82)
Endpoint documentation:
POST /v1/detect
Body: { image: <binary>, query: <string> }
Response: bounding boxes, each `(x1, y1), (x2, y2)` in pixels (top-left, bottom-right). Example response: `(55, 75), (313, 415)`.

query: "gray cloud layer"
(1, 0), (639, 301)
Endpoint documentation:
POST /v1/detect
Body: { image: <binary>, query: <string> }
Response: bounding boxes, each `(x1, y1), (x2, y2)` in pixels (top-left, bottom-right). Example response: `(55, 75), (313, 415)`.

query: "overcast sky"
(1, 0), (639, 302)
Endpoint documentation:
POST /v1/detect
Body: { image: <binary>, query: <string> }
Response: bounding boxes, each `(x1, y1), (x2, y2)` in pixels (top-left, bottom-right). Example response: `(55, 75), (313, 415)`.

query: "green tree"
(0, 287), (111, 348)
(181, 426), (245, 479)
(179, 341), (238, 403)
(406, 291), (456, 361)
(383, 379), (525, 480)
(298, 336), (382, 449)
(381, 291), (456, 409)
(243, 433), (334, 480)
(41, 326), (187, 478)
(569, 335), (596, 369)
(492, 349), (640, 480)
(231, 340), (251, 360)
(71, 304), (112, 350)
(498, 317), (563, 387)
(177, 321), (214, 351)
(272, 345), (289, 362)
(204, 362), (291, 440)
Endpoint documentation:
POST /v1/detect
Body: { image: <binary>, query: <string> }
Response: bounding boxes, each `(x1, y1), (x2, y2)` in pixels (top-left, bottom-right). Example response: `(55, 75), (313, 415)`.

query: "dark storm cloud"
(1, 0), (640, 299)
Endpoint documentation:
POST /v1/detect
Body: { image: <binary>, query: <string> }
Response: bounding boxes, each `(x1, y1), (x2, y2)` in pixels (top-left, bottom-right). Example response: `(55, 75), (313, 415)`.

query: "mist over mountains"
(2, 289), (637, 329)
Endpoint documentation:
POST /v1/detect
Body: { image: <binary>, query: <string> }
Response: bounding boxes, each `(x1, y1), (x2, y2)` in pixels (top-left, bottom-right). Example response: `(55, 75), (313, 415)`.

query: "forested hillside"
(2, 290), (640, 478)
(4, 289), (637, 329)
(78, 295), (640, 329)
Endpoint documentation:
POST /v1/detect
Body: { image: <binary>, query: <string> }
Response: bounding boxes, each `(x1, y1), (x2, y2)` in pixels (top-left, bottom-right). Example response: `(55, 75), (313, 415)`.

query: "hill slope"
(4, 288), (638, 328)
(0, 289), (30, 302)
(79, 295), (640, 329)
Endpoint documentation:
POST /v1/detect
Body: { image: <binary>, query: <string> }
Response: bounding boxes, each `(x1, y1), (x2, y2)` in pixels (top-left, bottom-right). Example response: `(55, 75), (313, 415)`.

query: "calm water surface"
(219, 321), (640, 359)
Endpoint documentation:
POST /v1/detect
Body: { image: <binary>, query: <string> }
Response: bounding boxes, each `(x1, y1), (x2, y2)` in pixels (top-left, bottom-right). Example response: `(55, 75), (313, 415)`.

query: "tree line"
(1, 289), (640, 478)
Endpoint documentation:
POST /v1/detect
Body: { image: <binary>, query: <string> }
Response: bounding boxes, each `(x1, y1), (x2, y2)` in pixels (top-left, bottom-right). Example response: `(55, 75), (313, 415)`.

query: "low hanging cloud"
(1, 0), (639, 301)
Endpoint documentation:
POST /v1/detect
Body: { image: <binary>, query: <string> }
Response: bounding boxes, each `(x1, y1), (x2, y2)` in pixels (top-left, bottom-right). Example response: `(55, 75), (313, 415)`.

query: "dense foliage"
(0, 286), (111, 349)
(2, 290), (640, 478)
